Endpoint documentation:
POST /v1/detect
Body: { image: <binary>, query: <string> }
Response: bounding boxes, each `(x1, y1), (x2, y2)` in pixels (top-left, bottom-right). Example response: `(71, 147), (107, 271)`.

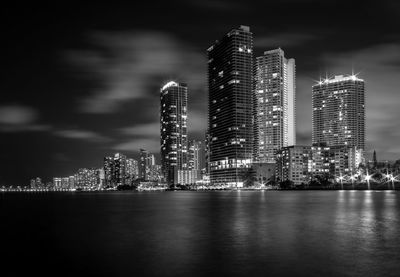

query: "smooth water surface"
(1, 191), (400, 276)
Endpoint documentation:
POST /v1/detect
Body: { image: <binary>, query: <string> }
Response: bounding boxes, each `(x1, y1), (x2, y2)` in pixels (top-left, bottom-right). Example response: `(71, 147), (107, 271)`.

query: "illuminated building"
(160, 81), (188, 185)
(113, 153), (126, 187)
(53, 177), (62, 189)
(188, 140), (205, 181)
(104, 156), (114, 188)
(75, 168), (97, 190)
(276, 146), (312, 185)
(276, 143), (362, 185)
(126, 158), (139, 184)
(312, 74), (365, 150)
(103, 153), (127, 188)
(255, 48), (296, 162)
(207, 25), (255, 187)
(148, 164), (162, 182)
(139, 149), (156, 181)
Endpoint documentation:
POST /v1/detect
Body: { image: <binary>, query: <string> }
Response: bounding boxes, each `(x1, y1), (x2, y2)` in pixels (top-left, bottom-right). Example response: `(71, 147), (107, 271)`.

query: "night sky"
(1, 1), (399, 185)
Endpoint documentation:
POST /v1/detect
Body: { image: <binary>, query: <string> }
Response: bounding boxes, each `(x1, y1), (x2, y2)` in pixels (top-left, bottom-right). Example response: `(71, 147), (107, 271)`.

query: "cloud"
(54, 129), (110, 143)
(119, 122), (160, 137)
(113, 138), (160, 154)
(0, 105), (52, 133)
(67, 31), (206, 114)
(255, 33), (317, 49)
(0, 105), (38, 125)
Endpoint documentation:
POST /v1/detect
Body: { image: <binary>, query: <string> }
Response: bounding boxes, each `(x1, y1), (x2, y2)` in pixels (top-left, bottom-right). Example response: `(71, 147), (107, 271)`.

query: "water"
(1, 191), (400, 276)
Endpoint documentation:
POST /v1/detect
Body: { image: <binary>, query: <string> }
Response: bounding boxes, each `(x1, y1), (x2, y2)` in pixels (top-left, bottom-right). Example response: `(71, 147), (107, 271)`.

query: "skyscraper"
(312, 74), (365, 150)
(126, 158), (138, 184)
(139, 149), (155, 181)
(160, 81), (188, 185)
(103, 153), (127, 188)
(207, 25), (255, 187)
(255, 48), (296, 163)
(104, 156), (114, 188)
(113, 153), (126, 187)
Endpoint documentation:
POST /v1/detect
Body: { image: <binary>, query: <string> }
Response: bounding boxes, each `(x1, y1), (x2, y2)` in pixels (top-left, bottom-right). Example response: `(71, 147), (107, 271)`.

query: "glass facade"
(207, 25), (255, 187)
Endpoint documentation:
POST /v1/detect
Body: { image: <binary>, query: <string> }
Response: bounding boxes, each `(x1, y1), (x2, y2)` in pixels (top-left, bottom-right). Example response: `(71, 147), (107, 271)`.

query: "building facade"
(276, 144), (363, 185)
(139, 149), (155, 181)
(160, 81), (188, 186)
(188, 140), (205, 181)
(207, 25), (255, 187)
(312, 74), (365, 150)
(255, 48), (296, 162)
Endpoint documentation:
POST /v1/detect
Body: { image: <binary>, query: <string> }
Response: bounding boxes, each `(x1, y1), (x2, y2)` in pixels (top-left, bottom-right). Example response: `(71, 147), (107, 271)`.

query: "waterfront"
(1, 191), (400, 276)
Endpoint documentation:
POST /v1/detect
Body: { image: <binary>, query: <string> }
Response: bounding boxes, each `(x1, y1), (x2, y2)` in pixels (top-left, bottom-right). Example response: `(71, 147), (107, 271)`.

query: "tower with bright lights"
(207, 25), (255, 187)
(255, 48), (296, 163)
(160, 81), (188, 186)
(312, 74), (365, 150)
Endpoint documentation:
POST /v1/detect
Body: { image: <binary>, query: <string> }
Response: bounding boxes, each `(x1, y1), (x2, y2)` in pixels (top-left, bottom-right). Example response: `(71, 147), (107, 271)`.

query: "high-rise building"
(74, 168), (97, 190)
(113, 153), (126, 187)
(160, 81), (188, 185)
(139, 149), (156, 181)
(104, 156), (114, 188)
(255, 48), (296, 163)
(188, 140), (205, 181)
(207, 25), (255, 187)
(103, 153), (127, 188)
(312, 74), (365, 150)
(126, 158), (139, 184)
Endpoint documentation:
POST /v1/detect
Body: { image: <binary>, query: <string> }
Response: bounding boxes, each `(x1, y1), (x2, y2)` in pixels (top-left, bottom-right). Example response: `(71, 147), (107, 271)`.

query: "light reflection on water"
(2, 191), (400, 276)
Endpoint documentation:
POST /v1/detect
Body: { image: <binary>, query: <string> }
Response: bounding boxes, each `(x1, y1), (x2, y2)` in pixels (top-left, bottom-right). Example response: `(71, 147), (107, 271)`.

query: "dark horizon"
(1, 1), (399, 185)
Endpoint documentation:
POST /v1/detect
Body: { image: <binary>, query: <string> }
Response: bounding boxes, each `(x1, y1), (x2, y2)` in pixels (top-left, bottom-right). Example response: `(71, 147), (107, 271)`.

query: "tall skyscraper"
(139, 149), (155, 181)
(312, 74), (365, 150)
(160, 81), (188, 185)
(255, 48), (296, 163)
(207, 25), (255, 187)
(113, 153), (126, 187)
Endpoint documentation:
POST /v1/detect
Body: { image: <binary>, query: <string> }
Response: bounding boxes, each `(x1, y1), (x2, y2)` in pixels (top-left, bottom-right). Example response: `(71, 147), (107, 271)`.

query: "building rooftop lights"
(313, 74), (364, 87)
(161, 81), (178, 91)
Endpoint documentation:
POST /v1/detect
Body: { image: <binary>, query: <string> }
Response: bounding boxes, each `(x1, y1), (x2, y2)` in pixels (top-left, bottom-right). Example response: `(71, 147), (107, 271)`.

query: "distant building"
(126, 158), (138, 184)
(255, 48), (296, 162)
(177, 169), (198, 185)
(160, 81), (188, 186)
(207, 25), (255, 187)
(75, 168), (97, 190)
(276, 144), (363, 185)
(104, 156), (114, 188)
(148, 164), (162, 182)
(139, 149), (156, 181)
(188, 140), (205, 181)
(312, 74), (365, 150)
(276, 145), (312, 185)
(113, 153), (126, 187)
(53, 177), (62, 189)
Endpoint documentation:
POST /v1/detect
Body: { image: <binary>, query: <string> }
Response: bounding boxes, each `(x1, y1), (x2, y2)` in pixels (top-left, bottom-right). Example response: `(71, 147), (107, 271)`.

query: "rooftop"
(313, 74), (364, 87)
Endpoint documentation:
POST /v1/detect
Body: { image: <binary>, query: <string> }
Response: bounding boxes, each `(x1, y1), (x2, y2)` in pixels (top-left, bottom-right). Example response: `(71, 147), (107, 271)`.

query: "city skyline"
(1, 1), (400, 185)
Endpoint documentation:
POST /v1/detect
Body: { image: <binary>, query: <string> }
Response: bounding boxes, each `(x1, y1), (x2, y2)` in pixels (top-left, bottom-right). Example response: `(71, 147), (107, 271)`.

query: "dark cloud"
(255, 33), (318, 48)
(67, 31), (206, 114)
(0, 105), (38, 125)
(54, 129), (111, 143)
(0, 105), (51, 133)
